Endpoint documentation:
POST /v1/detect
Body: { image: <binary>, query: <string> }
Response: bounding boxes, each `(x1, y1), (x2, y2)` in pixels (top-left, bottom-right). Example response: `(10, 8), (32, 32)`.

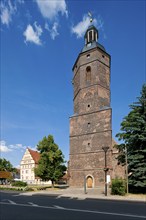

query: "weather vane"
(88, 12), (93, 23)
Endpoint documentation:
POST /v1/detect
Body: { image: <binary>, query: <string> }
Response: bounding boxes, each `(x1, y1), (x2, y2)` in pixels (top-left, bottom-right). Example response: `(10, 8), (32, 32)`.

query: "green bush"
(24, 187), (34, 191)
(0, 187), (23, 191)
(111, 178), (126, 196)
(11, 181), (27, 187)
(36, 186), (47, 190)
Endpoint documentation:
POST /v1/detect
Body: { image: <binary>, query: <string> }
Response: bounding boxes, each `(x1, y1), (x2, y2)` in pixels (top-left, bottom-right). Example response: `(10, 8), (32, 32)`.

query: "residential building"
(20, 148), (51, 185)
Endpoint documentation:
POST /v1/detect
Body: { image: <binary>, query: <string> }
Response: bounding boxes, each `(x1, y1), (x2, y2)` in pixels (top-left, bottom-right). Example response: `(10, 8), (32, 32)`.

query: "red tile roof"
(28, 148), (40, 164)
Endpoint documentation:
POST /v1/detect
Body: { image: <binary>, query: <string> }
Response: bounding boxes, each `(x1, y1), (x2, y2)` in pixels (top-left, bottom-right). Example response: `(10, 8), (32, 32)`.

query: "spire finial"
(88, 12), (93, 23)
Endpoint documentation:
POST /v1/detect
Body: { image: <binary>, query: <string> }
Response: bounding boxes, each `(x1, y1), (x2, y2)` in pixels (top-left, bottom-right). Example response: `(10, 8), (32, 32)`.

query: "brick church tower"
(69, 24), (113, 188)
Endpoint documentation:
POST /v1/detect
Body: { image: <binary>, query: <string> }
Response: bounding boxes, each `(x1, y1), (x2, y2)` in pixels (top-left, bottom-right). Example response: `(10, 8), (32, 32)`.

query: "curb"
(20, 190), (146, 203)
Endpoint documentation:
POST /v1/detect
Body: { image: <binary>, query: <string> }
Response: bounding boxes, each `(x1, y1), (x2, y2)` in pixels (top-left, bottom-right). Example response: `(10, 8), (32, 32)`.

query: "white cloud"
(0, 6), (11, 26)
(9, 143), (25, 150)
(0, 0), (17, 26)
(36, 1), (68, 41)
(0, 140), (34, 167)
(71, 14), (105, 39)
(71, 14), (97, 38)
(0, 140), (12, 152)
(36, 0), (68, 20)
(45, 22), (49, 31)
(45, 22), (59, 40)
(0, 140), (30, 153)
(23, 22), (43, 45)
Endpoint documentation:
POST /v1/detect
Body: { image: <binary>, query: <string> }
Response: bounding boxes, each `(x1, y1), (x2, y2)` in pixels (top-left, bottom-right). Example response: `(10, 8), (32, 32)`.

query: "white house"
(20, 148), (51, 185)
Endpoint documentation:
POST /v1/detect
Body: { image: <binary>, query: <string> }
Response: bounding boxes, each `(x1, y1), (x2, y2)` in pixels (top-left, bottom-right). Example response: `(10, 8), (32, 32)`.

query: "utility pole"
(102, 146), (109, 196)
(84, 176), (87, 194)
(125, 147), (129, 194)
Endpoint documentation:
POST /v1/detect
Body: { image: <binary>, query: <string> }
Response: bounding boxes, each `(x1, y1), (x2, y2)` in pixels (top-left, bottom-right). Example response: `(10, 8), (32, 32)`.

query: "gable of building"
(21, 148), (40, 166)
(28, 148), (40, 164)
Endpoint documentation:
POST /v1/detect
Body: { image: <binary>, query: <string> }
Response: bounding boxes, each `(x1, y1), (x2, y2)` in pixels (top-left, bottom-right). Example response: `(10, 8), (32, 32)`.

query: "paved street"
(0, 191), (146, 220)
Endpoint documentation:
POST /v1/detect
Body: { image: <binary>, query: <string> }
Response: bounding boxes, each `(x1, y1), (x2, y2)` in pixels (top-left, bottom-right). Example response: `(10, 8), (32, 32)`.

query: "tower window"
(102, 55), (105, 58)
(86, 66), (91, 83)
(88, 104), (90, 108)
(87, 122), (91, 128)
(89, 31), (92, 42)
(86, 66), (91, 72)
(88, 143), (90, 146)
(94, 31), (96, 41)
(87, 54), (90, 58)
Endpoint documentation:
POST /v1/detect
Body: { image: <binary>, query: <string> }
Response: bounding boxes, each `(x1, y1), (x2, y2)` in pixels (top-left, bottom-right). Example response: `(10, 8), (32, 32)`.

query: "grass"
(0, 184), (68, 192)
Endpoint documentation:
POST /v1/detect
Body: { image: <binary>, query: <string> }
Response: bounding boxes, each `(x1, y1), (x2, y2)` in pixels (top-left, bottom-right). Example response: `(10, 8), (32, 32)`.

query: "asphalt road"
(0, 191), (146, 220)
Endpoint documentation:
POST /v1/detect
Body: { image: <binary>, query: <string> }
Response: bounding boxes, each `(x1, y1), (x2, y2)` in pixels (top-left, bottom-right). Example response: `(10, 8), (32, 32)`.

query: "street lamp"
(102, 146), (109, 196)
(124, 147), (129, 194)
(84, 175), (87, 194)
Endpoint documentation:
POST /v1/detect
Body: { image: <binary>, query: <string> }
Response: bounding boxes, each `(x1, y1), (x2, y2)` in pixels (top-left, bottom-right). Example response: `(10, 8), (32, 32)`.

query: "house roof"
(28, 148), (40, 164)
(0, 171), (12, 179)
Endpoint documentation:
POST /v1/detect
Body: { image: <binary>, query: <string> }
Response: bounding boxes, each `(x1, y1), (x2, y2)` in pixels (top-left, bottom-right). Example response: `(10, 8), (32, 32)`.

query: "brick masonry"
(69, 29), (124, 187)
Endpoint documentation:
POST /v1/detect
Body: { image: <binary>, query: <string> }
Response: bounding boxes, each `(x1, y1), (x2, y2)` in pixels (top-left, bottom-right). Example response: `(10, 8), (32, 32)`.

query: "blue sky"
(0, 0), (145, 168)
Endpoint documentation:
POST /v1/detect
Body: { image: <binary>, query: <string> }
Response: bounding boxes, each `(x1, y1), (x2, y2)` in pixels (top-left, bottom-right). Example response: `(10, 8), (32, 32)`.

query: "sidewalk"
(21, 187), (146, 202)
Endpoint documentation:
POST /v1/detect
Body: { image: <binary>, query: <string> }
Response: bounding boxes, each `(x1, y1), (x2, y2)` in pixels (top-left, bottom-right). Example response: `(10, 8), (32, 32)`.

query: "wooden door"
(87, 176), (93, 188)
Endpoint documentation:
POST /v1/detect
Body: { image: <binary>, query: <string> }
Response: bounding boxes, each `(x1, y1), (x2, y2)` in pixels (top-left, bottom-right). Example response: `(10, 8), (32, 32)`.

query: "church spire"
(88, 12), (93, 23)
(84, 25), (98, 45)
(84, 12), (98, 45)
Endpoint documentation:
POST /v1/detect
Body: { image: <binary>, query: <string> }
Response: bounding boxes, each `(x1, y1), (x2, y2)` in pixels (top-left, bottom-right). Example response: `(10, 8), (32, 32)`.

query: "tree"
(116, 84), (146, 192)
(0, 158), (16, 172)
(34, 135), (66, 187)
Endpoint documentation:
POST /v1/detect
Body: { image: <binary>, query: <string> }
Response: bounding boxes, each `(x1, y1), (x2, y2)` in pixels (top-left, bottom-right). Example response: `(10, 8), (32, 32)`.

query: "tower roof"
(82, 41), (106, 52)
(84, 25), (98, 38)
(82, 24), (106, 52)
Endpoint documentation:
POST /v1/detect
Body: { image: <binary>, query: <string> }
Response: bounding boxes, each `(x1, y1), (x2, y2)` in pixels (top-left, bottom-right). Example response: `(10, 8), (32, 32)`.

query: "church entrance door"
(87, 176), (93, 188)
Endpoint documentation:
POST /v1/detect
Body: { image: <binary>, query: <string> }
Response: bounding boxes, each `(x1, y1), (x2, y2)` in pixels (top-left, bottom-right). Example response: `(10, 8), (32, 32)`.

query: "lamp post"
(84, 175), (87, 194)
(102, 146), (109, 196)
(124, 147), (129, 194)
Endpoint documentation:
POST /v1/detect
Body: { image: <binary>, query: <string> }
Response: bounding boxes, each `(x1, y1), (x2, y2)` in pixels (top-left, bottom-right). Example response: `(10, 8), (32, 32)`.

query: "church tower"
(69, 23), (112, 188)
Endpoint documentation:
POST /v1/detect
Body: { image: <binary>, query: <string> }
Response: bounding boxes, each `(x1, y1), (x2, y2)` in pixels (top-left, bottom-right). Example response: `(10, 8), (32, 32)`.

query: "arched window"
(86, 66), (91, 83)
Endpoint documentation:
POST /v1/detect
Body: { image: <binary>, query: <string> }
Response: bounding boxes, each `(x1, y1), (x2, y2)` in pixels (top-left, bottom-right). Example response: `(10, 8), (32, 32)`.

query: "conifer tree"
(116, 84), (146, 192)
